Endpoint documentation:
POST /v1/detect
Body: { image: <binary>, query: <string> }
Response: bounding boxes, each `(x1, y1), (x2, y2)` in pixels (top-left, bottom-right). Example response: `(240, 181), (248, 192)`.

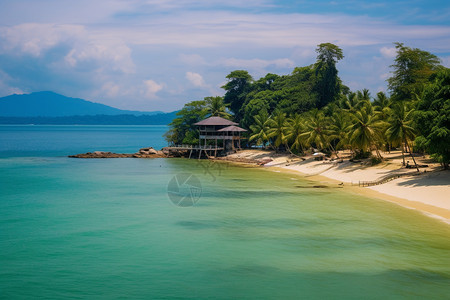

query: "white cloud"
(64, 41), (135, 74)
(220, 58), (295, 69)
(186, 72), (206, 87)
(100, 82), (121, 98)
(379, 72), (390, 80)
(0, 69), (26, 97)
(143, 79), (163, 99)
(179, 54), (207, 65)
(0, 23), (135, 74)
(441, 56), (450, 67)
(0, 1), (449, 111)
(0, 23), (83, 56)
(380, 47), (397, 58)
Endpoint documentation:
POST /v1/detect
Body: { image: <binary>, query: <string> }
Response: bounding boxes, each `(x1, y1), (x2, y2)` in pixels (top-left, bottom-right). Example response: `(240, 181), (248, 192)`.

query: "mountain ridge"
(0, 91), (166, 117)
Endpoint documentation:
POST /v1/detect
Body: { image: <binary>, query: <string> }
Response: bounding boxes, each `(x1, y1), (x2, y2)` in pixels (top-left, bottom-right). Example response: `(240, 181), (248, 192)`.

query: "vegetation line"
(165, 42), (449, 169)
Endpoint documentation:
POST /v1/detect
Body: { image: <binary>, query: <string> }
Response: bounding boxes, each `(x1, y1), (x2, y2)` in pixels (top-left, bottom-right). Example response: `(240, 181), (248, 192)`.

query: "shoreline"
(69, 147), (449, 224)
(219, 149), (450, 224)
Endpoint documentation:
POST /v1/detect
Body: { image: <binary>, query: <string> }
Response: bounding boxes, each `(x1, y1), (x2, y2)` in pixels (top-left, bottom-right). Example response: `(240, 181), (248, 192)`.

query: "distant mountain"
(0, 91), (165, 117)
(0, 113), (177, 125)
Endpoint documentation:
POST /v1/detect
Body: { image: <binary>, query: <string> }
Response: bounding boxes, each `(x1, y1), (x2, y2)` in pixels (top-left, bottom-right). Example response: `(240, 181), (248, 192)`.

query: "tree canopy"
(165, 42), (449, 169)
(388, 42), (441, 102)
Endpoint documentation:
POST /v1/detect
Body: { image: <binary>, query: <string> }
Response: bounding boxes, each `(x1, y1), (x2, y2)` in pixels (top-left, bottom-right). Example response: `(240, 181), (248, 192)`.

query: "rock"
(70, 147), (167, 159)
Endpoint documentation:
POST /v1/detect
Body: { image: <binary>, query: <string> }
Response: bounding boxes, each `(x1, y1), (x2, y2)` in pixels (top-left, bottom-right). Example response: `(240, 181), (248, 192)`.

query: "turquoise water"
(0, 125), (168, 157)
(1, 126), (449, 299)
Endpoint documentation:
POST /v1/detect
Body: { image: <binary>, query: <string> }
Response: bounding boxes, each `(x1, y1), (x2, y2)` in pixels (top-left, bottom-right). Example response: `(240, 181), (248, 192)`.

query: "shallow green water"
(1, 156), (449, 299)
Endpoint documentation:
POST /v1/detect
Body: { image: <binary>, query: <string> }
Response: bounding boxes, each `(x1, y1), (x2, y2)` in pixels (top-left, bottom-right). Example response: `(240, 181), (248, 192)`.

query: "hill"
(0, 91), (164, 117)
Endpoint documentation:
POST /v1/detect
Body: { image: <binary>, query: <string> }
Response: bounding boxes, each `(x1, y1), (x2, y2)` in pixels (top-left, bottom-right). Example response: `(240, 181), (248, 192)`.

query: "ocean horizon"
(1, 125), (449, 299)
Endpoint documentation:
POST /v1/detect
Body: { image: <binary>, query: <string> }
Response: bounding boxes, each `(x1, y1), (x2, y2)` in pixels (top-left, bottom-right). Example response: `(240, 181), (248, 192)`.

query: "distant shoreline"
(0, 113), (176, 125)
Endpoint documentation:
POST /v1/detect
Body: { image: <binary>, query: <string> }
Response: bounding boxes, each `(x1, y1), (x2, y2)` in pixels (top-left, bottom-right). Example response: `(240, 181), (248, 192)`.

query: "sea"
(0, 125), (449, 299)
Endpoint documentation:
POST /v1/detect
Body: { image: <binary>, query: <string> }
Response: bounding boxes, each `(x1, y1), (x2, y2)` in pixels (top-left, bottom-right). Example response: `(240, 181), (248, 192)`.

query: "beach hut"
(194, 116), (247, 151)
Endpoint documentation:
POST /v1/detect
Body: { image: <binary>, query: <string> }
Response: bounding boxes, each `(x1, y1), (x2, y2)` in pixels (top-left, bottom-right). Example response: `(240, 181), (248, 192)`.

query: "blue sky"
(0, 0), (449, 112)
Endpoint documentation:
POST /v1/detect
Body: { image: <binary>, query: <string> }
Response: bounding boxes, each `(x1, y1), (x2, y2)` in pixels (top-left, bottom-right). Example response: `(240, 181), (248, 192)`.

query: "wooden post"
(238, 132), (241, 149)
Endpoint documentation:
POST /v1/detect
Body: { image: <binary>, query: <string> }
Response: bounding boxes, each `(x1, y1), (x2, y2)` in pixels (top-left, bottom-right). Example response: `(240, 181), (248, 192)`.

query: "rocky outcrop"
(69, 147), (166, 158)
(69, 151), (133, 158)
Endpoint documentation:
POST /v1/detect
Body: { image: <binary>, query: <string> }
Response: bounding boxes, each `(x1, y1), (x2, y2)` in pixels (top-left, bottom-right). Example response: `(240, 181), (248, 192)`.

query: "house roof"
(194, 116), (238, 126)
(217, 125), (247, 132)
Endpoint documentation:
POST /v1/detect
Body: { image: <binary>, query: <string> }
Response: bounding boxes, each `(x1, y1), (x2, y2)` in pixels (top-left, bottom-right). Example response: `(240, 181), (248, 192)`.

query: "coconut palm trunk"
(405, 140), (420, 172)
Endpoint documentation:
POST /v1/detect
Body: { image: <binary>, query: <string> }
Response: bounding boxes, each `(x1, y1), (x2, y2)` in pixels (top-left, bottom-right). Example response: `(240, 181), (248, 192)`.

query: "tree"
(249, 110), (271, 148)
(357, 89), (371, 101)
(241, 91), (272, 129)
(348, 103), (385, 158)
(385, 103), (419, 170)
(285, 114), (306, 153)
(314, 43), (344, 108)
(328, 110), (351, 157)
(267, 111), (288, 150)
(222, 70), (253, 122)
(300, 109), (331, 151)
(339, 91), (366, 112)
(205, 96), (231, 119)
(387, 42), (441, 102)
(373, 91), (391, 112)
(164, 100), (208, 145)
(415, 68), (450, 169)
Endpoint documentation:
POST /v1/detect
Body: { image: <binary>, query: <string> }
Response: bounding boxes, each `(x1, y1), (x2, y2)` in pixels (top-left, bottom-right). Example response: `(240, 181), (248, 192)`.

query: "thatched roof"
(194, 116), (238, 126)
(217, 125), (247, 132)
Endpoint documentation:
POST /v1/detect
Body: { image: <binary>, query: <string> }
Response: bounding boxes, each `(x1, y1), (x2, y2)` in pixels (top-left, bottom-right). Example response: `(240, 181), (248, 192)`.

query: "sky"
(0, 0), (449, 112)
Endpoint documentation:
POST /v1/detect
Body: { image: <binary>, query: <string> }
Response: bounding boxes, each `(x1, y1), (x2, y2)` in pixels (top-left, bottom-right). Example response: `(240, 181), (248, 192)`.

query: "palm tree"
(385, 103), (419, 171)
(249, 111), (271, 148)
(339, 92), (365, 112)
(357, 88), (371, 101)
(348, 103), (385, 158)
(373, 92), (392, 152)
(267, 111), (288, 150)
(205, 96), (231, 119)
(300, 109), (331, 152)
(328, 110), (351, 158)
(373, 91), (390, 112)
(284, 114), (306, 154)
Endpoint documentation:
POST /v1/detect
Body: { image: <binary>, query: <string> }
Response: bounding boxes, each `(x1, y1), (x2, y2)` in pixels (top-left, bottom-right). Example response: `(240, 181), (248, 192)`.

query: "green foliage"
(164, 100), (208, 145)
(348, 102), (385, 156)
(165, 42), (445, 169)
(205, 96), (231, 119)
(385, 103), (416, 147)
(222, 70), (253, 122)
(414, 68), (450, 168)
(370, 156), (383, 165)
(284, 114), (306, 153)
(329, 110), (351, 151)
(267, 111), (288, 149)
(249, 110), (271, 148)
(300, 109), (330, 150)
(388, 42), (441, 102)
(314, 43), (344, 108)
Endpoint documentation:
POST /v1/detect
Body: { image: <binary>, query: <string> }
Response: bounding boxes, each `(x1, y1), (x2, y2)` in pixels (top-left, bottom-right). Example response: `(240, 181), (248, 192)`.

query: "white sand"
(225, 149), (450, 222)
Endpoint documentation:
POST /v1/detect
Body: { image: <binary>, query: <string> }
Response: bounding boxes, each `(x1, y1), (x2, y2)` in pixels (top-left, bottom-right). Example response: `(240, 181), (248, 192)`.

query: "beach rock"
(69, 147), (167, 158)
(138, 147), (159, 155)
(69, 152), (133, 158)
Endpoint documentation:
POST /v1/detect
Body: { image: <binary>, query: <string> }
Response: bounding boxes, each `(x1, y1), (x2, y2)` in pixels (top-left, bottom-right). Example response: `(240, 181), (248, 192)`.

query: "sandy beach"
(221, 149), (450, 223)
